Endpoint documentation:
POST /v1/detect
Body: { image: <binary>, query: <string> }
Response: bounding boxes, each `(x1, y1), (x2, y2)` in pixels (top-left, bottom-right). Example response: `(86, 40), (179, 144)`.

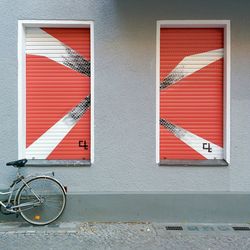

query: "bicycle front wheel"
(17, 176), (66, 225)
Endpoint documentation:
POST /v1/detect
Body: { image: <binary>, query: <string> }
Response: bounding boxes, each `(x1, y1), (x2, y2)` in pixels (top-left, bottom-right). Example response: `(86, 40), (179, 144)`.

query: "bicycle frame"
(0, 169), (55, 213)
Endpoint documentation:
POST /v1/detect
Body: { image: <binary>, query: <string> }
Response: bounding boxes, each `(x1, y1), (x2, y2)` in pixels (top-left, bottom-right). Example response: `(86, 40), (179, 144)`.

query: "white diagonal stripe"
(179, 128), (223, 159)
(26, 27), (84, 72)
(26, 114), (77, 159)
(160, 48), (224, 89)
(26, 96), (90, 159)
(26, 28), (68, 64)
(160, 119), (223, 159)
(26, 28), (90, 76)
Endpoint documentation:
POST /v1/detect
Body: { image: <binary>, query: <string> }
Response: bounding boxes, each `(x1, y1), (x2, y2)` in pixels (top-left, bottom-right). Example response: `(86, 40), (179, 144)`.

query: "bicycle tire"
(16, 176), (66, 225)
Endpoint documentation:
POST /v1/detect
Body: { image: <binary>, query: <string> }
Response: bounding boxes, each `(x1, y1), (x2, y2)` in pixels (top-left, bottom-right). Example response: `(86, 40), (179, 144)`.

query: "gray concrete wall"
(0, 0), (250, 195)
(2, 192), (250, 223)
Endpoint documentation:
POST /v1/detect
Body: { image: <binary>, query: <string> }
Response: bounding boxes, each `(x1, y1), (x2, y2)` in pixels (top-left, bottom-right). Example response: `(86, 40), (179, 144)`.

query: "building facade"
(0, 0), (250, 222)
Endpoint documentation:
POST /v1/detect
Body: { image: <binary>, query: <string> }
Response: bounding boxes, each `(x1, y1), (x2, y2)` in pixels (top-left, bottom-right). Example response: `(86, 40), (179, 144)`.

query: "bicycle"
(0, 159), (66, 225)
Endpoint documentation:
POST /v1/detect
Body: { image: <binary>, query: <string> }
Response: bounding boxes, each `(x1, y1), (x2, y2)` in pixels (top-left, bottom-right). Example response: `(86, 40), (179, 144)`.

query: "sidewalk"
(0, 221), (250, 250)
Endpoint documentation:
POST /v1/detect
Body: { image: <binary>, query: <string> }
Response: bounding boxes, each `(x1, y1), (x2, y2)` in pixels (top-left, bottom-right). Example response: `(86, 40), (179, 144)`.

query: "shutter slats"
(160, 28), (224, 161)
(25, 27), (91, 160)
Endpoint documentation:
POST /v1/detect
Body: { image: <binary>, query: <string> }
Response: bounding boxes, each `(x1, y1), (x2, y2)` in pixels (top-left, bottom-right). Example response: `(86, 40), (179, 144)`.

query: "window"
(18, 21), (94, 165)
(156, 21), (230, 166)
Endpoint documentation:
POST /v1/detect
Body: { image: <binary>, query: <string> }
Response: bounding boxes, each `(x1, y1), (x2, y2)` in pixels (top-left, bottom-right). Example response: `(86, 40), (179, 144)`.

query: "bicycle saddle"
(6, 159), (28, 168)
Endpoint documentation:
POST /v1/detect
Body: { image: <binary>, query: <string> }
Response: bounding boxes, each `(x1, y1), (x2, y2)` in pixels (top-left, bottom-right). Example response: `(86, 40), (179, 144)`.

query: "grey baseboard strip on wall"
(1, 192), (250, 223)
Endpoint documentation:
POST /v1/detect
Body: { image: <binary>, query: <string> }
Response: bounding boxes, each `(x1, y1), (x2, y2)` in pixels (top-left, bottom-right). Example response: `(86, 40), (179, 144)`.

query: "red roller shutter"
(160, 28), (224, 161)
(25, 27), (91, 160)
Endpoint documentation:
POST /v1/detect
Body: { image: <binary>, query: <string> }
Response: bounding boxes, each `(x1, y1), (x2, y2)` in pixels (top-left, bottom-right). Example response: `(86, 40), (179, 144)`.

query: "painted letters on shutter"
(160, 28), (224, 160)
(25, 28), (91, 160)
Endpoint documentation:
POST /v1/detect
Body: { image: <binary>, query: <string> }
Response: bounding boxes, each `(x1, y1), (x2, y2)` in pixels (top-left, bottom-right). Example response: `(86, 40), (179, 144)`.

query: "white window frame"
(156, 20), (230, 165)
(18, 20), (95, 165)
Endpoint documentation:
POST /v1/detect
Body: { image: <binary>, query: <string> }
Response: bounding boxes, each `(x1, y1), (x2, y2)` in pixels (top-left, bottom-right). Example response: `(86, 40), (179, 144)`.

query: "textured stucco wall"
(0, 0), (250, 192)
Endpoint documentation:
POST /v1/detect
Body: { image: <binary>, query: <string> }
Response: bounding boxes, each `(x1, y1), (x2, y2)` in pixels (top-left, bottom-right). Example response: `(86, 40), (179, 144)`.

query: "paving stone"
(0, 222), (250, 250)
